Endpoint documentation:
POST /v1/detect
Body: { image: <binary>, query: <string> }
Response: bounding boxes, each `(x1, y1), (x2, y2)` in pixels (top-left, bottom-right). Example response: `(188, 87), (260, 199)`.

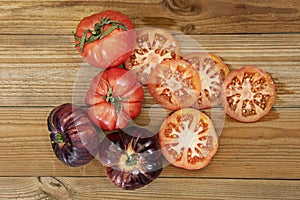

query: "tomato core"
(125, 153), (138, 166)
(244, 90), (252, 99)
(146, 52), (160, 64)
(166, 77), (181, 92)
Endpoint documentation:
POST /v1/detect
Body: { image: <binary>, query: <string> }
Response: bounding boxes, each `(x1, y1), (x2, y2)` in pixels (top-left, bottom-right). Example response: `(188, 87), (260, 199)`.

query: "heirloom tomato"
(73, 10), (135, 68)
(85, 68), (144, 131)
(148, 59), (201, 110)
(223, 66), (276, 122)
(184, 53), (230, 109)
(125, 28), (180, 85)
(47, 103), (99, 167)
(99, 126), (162, 190)
(159, 108), (218, 170)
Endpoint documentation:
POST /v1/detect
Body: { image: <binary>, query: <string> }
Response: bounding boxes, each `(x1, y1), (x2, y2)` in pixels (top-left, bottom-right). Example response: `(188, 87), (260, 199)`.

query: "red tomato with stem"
(85, 68), (144, 131)
(73, 10), (136, 68)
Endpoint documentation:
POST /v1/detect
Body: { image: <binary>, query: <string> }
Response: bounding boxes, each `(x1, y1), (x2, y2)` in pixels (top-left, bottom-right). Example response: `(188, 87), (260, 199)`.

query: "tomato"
(47, 103), (100, 167)
(85, 68), (144, 131)
(184, 53), (230, 109)
(223, 66), (276, 122)
(148, 59), (201, 110)
(159, 108), (218, 170)
(99, 126), (162, 190)
(125, 28), (180, 85)
(73, 10), (135, 68)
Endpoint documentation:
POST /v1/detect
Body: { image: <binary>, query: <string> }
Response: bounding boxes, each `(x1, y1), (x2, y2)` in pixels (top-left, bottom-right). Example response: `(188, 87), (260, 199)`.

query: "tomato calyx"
(125, 153), (138, 166)
(73, 17), (129, 52)
(51, 133), (65, 144)
(102, 79), (128, 113)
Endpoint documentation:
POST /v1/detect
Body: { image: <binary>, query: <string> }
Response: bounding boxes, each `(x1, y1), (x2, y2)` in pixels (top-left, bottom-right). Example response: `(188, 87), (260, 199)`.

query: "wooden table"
(1, 0), (300, 199)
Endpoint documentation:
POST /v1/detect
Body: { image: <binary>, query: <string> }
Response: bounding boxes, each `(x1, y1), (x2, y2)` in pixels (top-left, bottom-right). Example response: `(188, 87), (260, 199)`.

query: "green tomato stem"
(125, 153), (138, 166)
(101, 79), (128, 113)
(52, 133), (65, 144)
(73, 17), (128, 52)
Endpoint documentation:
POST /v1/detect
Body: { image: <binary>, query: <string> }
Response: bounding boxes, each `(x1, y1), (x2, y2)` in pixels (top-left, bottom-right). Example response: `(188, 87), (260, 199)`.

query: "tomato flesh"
(184, 53), (230, 109)
(148, 59), (201, 110)
(159, 108), (218, 170)
(125, 28), (180, 85)
(223, 66), (276, 122)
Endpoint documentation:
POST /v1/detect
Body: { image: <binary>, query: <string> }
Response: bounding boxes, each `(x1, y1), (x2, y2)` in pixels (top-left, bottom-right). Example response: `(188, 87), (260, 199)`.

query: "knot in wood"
(162, 0), (202, 16)
(38, 177), (71, 199)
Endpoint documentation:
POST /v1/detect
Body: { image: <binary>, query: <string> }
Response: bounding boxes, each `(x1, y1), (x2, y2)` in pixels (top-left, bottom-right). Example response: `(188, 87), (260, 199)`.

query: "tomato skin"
(148, 59), (201, 110)
(47, 103), (99, 167)
(159, 108), (218, 170)
(222, 66), (276, 122)
(85, 68), (144, 131)
(99, 126), (162, 190)
(74, 10), (135, 68)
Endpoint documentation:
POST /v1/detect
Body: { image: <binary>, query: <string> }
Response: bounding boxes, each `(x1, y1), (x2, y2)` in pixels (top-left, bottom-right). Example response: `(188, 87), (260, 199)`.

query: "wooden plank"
(0, 176), (299, 199)
(1, 34), (299, 107)
(0, 0), (300, 34)
(0, 107), (299, 179)
(0, 0), (299, 35)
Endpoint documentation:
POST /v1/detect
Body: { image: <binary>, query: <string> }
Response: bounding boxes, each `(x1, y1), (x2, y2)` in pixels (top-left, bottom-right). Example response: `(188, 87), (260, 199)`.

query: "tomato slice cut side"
(148, 59), (201, 110)
(184, 53), (230, 109)
(223, 66), (276, 122)
(159, 108), (218, 170)
(125, 28), (180, 85)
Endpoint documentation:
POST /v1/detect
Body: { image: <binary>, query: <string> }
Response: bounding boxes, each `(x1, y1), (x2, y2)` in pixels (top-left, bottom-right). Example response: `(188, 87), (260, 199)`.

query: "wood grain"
(0, 0), (299, 34)
(1, 1), (300, 198)
(0, 177), (299, 199)
(1, 34), (299, 107)
(0, 107), (299, 179)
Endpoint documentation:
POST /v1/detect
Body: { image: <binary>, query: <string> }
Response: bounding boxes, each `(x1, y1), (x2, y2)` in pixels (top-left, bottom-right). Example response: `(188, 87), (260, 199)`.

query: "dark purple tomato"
(99, 126), (163, 190)
(47, 103), (100, 167)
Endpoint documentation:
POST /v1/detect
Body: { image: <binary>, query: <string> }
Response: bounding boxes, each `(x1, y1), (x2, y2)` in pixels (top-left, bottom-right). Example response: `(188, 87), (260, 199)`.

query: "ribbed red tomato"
(159, 108), (219, 170)
(85, 68), (144, 131)
(73, 10), (135, 68)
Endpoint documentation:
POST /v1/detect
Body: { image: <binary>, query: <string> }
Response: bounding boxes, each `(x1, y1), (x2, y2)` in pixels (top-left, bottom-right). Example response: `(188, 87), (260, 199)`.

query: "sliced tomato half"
(125, 28), (180, 85)
(159, 108), (218, 170)
(223, 66), (276, 122)
(184, 53), (230, 109)
(148, 59), (201, 110)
